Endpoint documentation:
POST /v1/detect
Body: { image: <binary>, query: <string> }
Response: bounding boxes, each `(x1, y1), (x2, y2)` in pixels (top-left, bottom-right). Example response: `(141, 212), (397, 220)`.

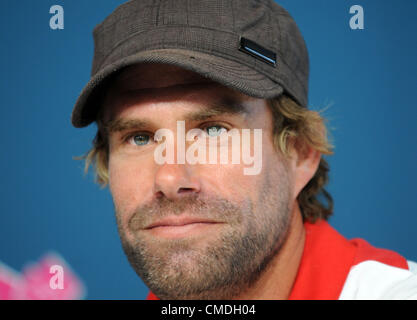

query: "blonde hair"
(267, 95), (333, 222)
(77, 94), (334, 223)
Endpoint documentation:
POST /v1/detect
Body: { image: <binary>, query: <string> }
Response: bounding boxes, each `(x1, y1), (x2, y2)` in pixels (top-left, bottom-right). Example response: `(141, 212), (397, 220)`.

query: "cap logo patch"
(239, 37), (277, 66)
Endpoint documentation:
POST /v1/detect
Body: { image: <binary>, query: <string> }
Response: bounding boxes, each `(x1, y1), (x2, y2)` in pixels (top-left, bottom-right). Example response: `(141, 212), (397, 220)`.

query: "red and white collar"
(147, 220), (409, 300)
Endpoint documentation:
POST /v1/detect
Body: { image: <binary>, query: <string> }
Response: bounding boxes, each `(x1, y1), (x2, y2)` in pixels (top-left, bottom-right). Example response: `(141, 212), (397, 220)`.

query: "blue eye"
(205, 125), (228, 137)
(130, 134), (150, 146)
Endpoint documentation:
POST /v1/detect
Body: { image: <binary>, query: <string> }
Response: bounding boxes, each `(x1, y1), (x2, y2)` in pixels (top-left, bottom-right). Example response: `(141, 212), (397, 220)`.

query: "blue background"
(0, 0), (416, 299)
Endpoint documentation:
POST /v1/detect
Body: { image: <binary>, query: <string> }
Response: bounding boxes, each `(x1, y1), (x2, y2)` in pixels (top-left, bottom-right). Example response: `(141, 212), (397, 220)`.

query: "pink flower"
(0, 252), (85, 300)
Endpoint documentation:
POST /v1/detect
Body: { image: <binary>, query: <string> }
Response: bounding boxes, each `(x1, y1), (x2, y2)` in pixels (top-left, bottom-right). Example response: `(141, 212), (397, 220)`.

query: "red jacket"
(147, 220), (417, 300)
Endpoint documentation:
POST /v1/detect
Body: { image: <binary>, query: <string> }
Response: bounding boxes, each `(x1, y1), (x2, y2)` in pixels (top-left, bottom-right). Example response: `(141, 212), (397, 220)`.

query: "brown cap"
(71, 0), (309, 128)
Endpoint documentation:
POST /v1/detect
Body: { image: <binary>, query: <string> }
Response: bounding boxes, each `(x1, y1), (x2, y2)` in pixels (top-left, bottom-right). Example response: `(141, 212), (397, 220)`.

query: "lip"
(143, 216), (223, 239)
(145, 216), (222, 229)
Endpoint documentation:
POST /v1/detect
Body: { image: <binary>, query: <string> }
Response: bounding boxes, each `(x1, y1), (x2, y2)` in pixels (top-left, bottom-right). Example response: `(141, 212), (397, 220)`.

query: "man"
(72, 0), (417, 299)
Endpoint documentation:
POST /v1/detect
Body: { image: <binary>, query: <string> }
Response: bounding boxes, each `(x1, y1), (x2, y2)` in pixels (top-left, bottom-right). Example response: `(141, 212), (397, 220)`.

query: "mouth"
(144, 216), (223, 239)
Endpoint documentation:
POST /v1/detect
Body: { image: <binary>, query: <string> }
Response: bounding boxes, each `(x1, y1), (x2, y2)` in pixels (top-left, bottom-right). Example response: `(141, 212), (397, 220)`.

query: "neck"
(233, 203), (305, 300)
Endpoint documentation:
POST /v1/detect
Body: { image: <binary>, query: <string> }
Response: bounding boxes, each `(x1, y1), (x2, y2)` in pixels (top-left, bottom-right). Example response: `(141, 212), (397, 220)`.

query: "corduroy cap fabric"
(71, 0), (309, 128)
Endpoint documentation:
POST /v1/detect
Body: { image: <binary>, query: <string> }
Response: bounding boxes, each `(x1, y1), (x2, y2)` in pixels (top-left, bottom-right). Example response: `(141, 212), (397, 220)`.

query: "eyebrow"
(105, 98), (249, 134)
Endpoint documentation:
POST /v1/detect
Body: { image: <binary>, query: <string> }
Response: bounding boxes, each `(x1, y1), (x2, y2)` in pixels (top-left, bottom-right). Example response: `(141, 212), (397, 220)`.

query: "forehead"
(101, 63), (259, 121)
(112, 63), (214, 91)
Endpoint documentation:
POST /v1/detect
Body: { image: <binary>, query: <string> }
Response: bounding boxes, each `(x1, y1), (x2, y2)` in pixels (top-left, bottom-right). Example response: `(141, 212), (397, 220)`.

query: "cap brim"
(71, 48), (284, 128)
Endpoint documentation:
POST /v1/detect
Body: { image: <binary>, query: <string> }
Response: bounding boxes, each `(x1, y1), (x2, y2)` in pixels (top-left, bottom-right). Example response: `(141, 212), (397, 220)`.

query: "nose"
(153, 163), (201, 200)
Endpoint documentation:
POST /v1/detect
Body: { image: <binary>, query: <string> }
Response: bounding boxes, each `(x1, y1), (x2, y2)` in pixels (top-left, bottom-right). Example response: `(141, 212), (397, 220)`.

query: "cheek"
(108, 153), (155, 222)
(259, 135), (296, 200)
(197, 162), (265, 206)
(197, 133), (285, 204)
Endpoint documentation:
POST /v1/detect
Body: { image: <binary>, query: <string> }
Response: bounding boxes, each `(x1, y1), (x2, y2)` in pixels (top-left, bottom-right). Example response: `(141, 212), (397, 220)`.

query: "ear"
(290, 138), (322, 198)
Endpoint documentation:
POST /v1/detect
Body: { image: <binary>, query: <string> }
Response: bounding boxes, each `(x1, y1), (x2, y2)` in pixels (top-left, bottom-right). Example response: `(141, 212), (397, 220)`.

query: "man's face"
(104, 63), (298, 299)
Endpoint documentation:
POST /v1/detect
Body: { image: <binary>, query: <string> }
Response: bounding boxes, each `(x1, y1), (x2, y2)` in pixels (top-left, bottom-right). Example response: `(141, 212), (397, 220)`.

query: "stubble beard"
(115, 172), (292, 299)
